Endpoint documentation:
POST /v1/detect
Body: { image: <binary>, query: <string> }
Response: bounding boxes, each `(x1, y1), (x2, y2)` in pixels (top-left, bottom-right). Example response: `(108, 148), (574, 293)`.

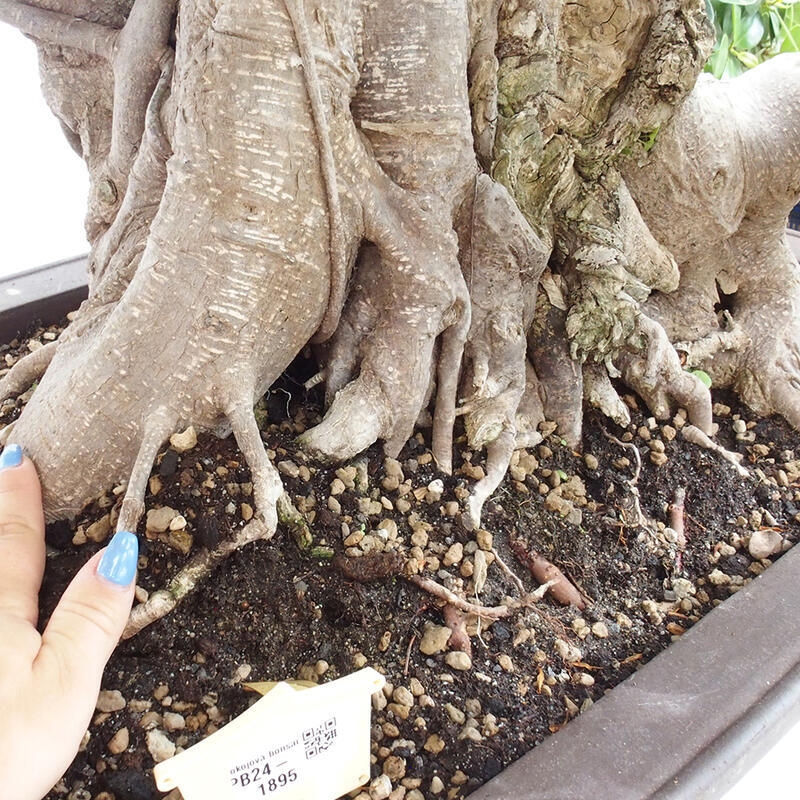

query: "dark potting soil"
(3, 319), (798, 800)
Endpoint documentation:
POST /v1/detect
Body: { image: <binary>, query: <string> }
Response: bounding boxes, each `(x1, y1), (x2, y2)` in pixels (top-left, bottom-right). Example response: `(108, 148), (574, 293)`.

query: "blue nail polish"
(97, 531), (139, 586)
(0, 444), (23, 470)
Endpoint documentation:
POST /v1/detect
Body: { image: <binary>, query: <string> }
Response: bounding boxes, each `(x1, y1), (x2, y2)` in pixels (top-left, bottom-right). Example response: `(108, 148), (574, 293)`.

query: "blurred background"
(0, 25), (89, 278)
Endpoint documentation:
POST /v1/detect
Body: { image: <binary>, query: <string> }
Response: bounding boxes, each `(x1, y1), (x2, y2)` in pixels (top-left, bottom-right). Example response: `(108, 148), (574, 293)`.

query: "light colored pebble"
(591, 622), (609, 639)
(445, 703), (466, 724)
(146, 729), (175, 763)
(424, 735), (446, 755)
(96, 689), (126, 713)
(369, 774), (392, 800)
(169, 426), (197, 453)
(553, 638), (582, 664)
(146, 506), (178, 533)
(107, 727), (129, 755)
(443, 542), (463, 566)
(393, 686), (414, 707)
(749, 529), (784, 560)
(444, 651), (472, 671)
(162, 712), (186, 732)
(383, 755), (407, 781)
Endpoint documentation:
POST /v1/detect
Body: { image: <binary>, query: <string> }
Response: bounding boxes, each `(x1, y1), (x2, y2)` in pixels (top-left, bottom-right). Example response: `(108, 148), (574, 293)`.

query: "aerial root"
(0, 0), (118, 56)
(583, 361), (631, 428)
(432, 298), (471, 474)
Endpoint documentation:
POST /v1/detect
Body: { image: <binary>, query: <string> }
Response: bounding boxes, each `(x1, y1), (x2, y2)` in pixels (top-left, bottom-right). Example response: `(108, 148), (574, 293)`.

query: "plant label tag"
(153, 667), (385, 800)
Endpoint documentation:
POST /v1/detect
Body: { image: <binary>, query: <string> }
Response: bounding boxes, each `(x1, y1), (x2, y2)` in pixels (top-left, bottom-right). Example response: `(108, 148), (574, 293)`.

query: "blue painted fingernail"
(0, 444), (23, 470)
(97, 531), (138, 586)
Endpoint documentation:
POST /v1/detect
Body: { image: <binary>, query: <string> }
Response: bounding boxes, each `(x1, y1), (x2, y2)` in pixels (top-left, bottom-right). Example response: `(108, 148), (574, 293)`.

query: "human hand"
(0, 445), (138, 800)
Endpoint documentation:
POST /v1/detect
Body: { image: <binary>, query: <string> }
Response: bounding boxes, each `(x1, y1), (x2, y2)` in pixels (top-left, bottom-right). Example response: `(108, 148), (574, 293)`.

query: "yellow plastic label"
(153, 667), (385, 800)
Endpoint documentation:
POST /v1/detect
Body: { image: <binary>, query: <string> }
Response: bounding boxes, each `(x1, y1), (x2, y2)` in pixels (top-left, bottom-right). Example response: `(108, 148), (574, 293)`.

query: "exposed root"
(407, 570), (559, 621)
(283, 0), (347, 344)
(116, 411), (176, 533)
(406, 574), (511, 620)
(582, 361), (631, 428)
(508, 539), (587, 609)
(0, 341), (58, 401)
(669, 487), (687, 572)
(465, 428), (515, 528)
(124, 516), (271, 638)
(680, 424), (749, 478)
(0, 0), (118, 56)
(674, 311), (750, 369)
(618, 314), (713, 434)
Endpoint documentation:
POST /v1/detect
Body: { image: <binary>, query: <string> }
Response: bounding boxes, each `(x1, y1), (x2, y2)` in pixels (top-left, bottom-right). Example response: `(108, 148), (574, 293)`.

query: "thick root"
(618, 315), (712, 434)
(0, 341), (58, 402)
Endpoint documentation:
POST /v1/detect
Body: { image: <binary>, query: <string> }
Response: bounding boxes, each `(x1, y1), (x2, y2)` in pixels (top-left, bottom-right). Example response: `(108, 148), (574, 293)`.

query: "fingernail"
(0, 444), (23, 470)
(97, 531), (139, 586)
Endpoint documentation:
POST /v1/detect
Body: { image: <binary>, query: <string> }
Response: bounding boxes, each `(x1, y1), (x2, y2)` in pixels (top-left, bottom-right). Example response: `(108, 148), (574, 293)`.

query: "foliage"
(705, 0), (800, 78)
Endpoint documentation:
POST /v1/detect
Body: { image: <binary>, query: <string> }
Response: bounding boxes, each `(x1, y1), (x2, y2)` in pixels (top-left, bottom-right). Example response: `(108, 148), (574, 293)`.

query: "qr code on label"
(302, 717), (337, 759)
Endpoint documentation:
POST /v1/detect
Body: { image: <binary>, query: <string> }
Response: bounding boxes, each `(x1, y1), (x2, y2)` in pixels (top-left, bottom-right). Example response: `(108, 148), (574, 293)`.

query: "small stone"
(419, 624), (452, 655)
(443, 542), (464, 566)
(146, 729), (176, 763)
(383, 755), (407, 781)
(369, 775), (393, 800)
(554, 638), (583, 664)
(444, 651), (472, 671)
(475, 529), (493, 550)
(96, 689), (126, 713)
(107, 727), (129, 755)
(590, 622), (609, 639)
(426, 479), (444, 503)
(497, 653), (514, 672)
(650, 452), (668, 466)
(169, 426), (198, 453)
(146, 506), (178, 533)
(732, 418), (747, 434)
(86, 514), (112, 543)
(749, 529), (784, 560)
(330, 478), (346, 496)
(165, 529), (193, 555)
(240, 503), (254, 521)
(162, 712), (186, 732)
(393, 686), (414, 707)
(424, 735), (446, 755)
(445, 703), (466, 724)
(708, 568), (731, 586)
(277, 460), (300, 478)
(168, 514), (187, 531)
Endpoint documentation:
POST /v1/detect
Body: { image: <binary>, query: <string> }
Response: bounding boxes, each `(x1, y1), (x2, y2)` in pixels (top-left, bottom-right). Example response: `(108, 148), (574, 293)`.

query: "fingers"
(36, 531), (137, 698)
(0, 446), (45, 626)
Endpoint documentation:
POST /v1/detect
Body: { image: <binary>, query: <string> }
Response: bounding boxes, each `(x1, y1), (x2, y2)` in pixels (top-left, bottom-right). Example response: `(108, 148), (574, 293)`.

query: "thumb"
(35, 531), (137, 694)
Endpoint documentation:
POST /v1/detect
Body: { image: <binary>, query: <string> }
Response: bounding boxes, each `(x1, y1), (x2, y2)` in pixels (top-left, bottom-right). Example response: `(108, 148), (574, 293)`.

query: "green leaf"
(734, 11), (765, 48)
(690, 369), (713, 388)
(706, 32), (731, 77)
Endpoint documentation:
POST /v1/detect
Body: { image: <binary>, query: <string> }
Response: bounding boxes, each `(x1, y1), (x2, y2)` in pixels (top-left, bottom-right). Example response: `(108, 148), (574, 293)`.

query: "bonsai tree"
(0, 0), (798, 631)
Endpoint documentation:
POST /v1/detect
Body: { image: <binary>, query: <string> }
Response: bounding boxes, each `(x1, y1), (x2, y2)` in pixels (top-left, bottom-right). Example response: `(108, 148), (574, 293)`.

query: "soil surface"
(4, 318), (799, 800)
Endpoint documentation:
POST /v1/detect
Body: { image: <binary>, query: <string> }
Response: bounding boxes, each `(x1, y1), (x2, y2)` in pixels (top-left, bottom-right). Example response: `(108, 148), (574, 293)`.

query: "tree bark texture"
(1, 0), (799, 597)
